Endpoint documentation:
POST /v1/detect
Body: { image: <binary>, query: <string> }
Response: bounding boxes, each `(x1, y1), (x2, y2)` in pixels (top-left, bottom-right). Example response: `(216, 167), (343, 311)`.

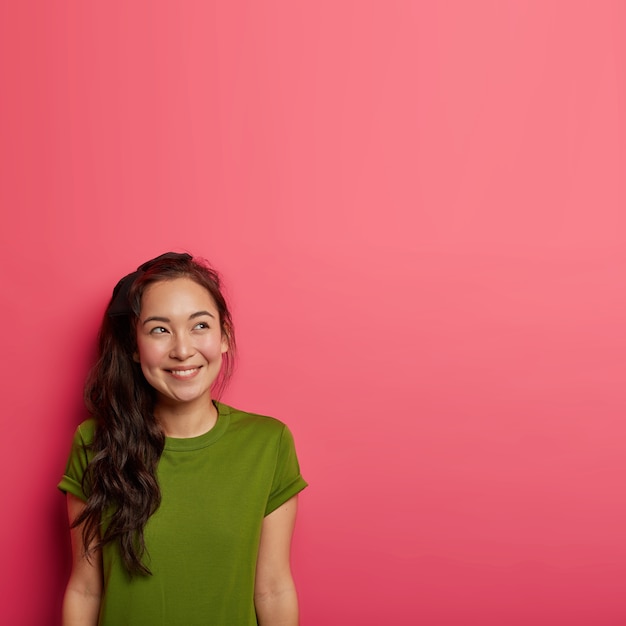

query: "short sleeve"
(265, 424), (308, 516)
(57, 420), (95, 502)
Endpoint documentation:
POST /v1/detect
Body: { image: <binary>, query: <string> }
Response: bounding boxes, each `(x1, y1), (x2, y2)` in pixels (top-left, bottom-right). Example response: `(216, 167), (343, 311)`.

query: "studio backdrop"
(1, 2), (625, 625)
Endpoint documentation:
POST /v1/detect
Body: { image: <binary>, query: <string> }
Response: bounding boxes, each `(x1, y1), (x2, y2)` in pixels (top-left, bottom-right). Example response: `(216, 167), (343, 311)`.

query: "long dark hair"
(72, 252), (236, 575)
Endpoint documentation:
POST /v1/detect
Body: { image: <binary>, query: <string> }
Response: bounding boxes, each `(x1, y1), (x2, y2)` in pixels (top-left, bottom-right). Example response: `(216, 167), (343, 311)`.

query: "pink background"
(1, 2), (625, 624)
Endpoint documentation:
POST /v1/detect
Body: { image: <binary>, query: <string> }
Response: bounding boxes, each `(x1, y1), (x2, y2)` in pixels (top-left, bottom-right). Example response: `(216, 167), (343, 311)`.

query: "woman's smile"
(167, 367), (201, 379)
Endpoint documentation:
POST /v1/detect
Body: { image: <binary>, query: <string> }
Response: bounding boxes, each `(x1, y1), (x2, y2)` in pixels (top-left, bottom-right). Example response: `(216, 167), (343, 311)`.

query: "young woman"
(59, 252), (307, 626)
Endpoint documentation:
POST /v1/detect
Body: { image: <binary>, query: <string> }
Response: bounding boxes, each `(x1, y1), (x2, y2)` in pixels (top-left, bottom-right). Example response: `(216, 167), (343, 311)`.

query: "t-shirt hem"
(265, 476), (308, 516)
(58, 475), (87, 501)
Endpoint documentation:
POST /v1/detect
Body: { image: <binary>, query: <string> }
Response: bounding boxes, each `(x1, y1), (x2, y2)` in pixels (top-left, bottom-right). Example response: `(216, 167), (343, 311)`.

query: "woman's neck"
(154, 399), (218, 438)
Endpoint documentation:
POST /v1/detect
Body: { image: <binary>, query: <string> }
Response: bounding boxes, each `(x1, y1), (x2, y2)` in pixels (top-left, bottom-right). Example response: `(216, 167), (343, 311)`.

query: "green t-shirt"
(58, 402), (307, 626)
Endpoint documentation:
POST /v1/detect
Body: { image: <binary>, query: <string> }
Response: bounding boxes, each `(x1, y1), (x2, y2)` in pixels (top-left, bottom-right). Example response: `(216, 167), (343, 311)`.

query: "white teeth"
(170, 368), (198, 378)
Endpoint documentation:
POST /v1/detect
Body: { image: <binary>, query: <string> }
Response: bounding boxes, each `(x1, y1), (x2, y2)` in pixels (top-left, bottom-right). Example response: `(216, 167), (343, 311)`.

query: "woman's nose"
(170, 334), (194, 359)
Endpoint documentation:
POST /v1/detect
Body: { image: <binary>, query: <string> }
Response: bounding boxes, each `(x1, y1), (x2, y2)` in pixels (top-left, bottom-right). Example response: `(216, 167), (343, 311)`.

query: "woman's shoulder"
(71, 417), (97, 446)
(218, 402), (289, 435)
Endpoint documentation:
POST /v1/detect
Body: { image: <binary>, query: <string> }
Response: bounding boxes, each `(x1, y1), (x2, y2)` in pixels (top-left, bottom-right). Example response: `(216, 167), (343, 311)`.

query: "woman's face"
(134, 277), (228, 410)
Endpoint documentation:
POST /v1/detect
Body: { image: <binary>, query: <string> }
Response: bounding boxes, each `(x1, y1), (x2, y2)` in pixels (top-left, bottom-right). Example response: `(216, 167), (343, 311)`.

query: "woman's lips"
(167, 367), (200, 379)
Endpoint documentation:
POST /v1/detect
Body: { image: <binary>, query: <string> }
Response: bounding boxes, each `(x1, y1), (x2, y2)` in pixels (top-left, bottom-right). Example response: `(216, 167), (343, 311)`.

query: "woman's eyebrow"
(142, 316), (170, 325)
(142, 311), (215, 326)
(190, 310), (216, 320)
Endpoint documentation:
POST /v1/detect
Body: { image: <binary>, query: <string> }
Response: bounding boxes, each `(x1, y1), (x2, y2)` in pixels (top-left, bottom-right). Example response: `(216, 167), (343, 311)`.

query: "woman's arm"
(62, 493), (103, 626)
(254, 495), (300, 626)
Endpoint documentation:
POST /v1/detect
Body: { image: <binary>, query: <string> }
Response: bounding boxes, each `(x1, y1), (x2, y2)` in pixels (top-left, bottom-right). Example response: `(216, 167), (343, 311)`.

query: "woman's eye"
(194, 322), (209, 330)
(150, 327), (168, 334)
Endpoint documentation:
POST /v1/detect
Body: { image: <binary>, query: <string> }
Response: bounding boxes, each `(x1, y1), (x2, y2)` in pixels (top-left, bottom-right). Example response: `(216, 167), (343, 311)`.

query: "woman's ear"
(133, 351), (141, 363)
(221, 324), (230, 354)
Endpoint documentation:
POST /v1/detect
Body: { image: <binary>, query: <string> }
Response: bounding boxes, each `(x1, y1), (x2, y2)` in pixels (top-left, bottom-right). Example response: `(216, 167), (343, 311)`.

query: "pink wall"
(1, 2), (625, 624)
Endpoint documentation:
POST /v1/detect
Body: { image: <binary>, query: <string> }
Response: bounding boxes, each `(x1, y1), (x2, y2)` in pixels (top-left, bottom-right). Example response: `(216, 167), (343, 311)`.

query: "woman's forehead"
(141, 278), (219, 313)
